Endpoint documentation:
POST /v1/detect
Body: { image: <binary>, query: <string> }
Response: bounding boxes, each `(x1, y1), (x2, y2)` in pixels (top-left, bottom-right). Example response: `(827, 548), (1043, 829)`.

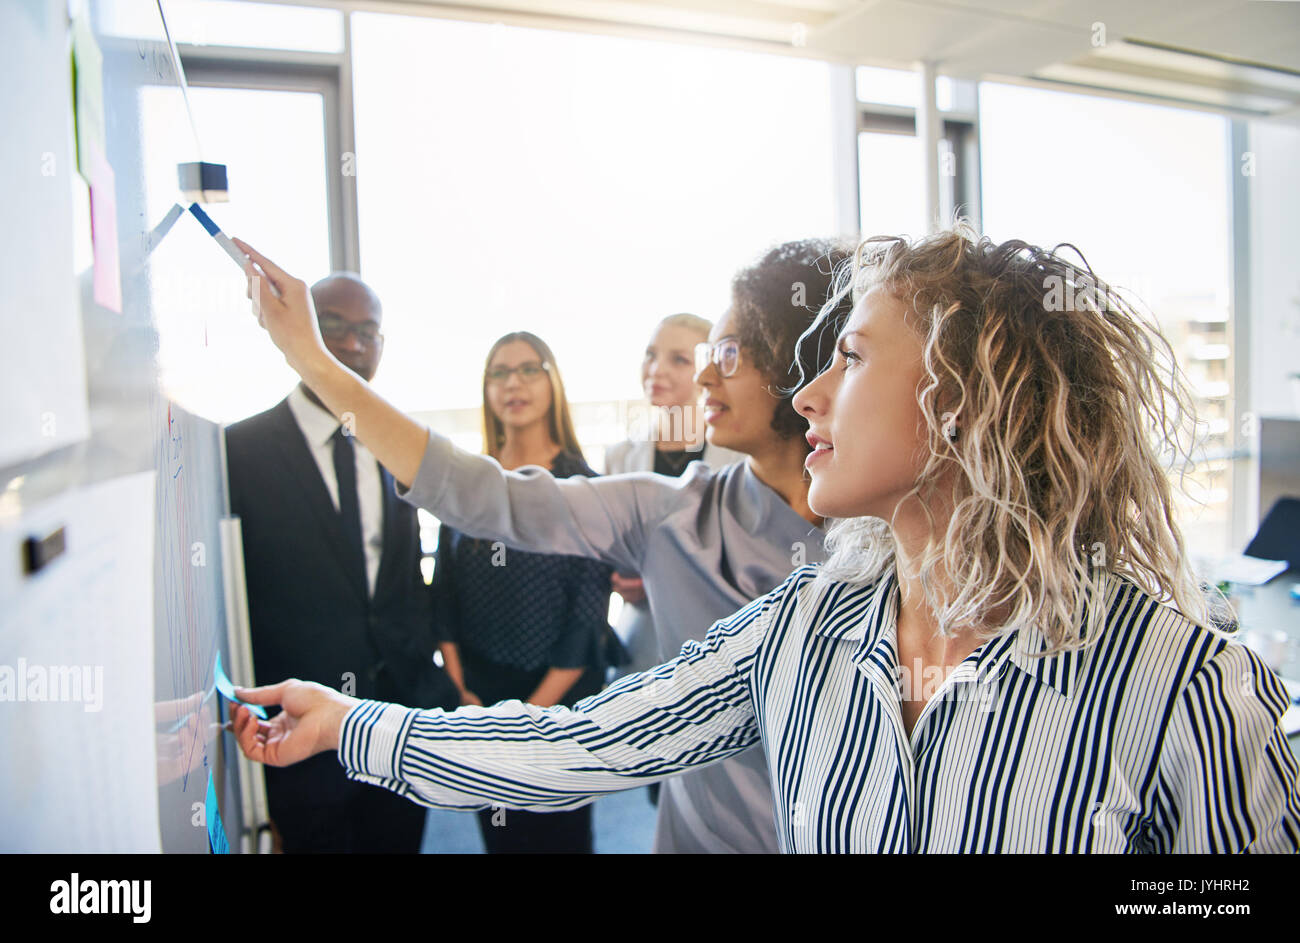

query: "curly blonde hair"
(802, 222), (1211, 651)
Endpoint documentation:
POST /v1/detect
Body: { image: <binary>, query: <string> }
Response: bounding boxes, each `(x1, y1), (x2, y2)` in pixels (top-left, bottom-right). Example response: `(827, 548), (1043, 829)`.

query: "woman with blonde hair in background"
(603, 312), (743, 809)
(233, 224), (1298, 852)
(604, 313), (743, 673)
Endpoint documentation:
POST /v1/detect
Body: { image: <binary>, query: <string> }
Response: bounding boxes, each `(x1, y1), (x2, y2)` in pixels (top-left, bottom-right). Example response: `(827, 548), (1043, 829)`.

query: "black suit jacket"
(226, 397), (459, 811)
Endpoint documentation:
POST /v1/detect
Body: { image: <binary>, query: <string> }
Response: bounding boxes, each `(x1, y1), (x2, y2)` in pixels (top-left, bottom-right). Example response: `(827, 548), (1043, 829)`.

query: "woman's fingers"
(230, 705), (265, 762)
(231, 238), (293, 321)
(230, 237), (288, 291)
(233, 680), (291, 706)
(236, 254), (274, 327)
(228, 238), (330, 377)
(231, 703), (294, 765)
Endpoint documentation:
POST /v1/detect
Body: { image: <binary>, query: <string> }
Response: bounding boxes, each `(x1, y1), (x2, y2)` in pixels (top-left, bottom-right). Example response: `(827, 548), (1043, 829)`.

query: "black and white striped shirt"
(340, 566), (1300, 852)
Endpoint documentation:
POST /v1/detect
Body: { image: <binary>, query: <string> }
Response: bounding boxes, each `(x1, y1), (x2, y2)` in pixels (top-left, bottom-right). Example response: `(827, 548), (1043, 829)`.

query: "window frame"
(854, 74), (983, 235)
(177, 34), (359, 273)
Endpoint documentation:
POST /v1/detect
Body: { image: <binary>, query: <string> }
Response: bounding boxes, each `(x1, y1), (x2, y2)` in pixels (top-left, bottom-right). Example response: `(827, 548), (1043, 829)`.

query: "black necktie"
(331, 426), (366, 592)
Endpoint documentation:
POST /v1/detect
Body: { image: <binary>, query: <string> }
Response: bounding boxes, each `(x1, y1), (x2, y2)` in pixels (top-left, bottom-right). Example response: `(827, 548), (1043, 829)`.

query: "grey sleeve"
(395, 429), (677, 575)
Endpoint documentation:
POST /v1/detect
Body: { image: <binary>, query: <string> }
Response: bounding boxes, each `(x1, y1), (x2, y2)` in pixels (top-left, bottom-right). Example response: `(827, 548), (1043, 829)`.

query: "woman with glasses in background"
(603, 314), (743, 672)
(229, 234), (853, 854)
(428, 331), (613, 854)
(603, 312), (743, 810)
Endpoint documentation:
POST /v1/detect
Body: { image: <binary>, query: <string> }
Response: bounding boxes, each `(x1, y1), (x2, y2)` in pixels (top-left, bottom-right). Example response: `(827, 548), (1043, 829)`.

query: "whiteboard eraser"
(178, 161), (229, 202)
(23, 526), (66, 575)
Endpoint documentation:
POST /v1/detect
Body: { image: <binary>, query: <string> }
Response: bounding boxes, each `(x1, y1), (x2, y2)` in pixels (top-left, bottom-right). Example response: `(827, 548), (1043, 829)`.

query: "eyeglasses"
(486, 361), (550, 385)
(318, 315), (381, 346)
(694, 337), (742, 379)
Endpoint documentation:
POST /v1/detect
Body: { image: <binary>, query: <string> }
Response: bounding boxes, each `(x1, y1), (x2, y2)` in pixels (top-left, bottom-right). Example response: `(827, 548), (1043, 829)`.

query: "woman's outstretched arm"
(231, 585), (783, 812)
(233, 237), (672, 574)
(233, 237), (430, 488)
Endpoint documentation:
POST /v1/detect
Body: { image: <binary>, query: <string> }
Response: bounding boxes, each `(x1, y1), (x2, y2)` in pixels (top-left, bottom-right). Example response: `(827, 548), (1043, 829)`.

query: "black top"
(653, 447), (696, 478)
(432, 450), (614, 673)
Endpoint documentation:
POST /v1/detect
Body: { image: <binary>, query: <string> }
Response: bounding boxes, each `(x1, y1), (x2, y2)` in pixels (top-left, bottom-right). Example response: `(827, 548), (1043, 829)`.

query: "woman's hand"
(230, 237), (333, 379)
(459, 688), (483, 707)
(228, 236), (432, 488)
(229, 679), (360, 767)
(611, 573), (646, 605)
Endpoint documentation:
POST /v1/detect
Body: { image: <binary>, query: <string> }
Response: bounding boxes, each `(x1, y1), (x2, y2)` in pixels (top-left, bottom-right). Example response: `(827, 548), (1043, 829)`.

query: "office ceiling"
(372, 0), (1300, 117)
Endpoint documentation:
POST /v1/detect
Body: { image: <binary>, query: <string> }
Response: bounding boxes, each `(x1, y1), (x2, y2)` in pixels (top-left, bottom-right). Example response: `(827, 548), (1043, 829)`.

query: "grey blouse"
(398, 429), (824, 853)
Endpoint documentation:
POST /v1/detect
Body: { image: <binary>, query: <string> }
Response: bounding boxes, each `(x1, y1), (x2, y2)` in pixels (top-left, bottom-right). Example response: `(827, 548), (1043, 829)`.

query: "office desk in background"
(1228, 571), (1300, 761)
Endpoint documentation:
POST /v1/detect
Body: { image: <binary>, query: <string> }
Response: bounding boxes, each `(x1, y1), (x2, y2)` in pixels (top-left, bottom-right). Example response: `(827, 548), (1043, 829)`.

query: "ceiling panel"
(358, 0), (1300, 114)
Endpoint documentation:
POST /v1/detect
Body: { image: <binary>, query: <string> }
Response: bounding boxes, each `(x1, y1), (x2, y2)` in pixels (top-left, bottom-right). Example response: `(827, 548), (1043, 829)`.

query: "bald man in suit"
(226, 273), (459, 853)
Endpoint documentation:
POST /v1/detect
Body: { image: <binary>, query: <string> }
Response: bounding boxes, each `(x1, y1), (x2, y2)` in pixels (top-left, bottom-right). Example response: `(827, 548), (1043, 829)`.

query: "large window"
(350, 13), (840, 460)
(148, 3), (1242, 568)
(979, 83), (1233, 562)
(859, 131), (925, 237)
(141, 81), (334, 423)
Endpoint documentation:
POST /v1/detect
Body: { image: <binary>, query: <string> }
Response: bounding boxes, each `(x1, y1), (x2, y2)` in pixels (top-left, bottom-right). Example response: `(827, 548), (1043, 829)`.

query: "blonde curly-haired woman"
(232, 226), (1300, 853)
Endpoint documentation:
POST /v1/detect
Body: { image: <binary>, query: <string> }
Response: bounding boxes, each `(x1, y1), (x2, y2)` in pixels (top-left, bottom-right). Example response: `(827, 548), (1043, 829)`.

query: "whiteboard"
(0, 0), (253, 853)
(0, 1), (90, 467)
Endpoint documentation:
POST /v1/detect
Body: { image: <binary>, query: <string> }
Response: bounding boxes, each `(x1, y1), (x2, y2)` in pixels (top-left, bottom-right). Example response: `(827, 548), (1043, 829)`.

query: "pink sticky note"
(88, 145), (122, 313)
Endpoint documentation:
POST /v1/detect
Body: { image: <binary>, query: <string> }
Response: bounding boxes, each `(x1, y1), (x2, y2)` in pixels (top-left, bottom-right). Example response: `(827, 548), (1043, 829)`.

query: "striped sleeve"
(335, 587), (777, 812)
(1156, 641), (1300, 853)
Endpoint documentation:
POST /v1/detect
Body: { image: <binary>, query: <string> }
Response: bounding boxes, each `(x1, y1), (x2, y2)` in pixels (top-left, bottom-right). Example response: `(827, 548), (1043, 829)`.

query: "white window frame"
(177, 27), (359, 272)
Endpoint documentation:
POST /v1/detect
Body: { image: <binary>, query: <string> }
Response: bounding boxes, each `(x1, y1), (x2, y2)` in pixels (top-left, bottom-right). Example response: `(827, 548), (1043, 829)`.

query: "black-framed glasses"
(486, 361), (550, 385)
(694, 337), (742, 378)
(318, 315), (381, 346)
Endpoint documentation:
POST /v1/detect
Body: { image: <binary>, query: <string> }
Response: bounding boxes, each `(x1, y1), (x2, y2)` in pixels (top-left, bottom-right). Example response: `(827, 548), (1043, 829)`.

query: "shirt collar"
(734, 461), (824, 543)
(808, 568), (897, 645)
(1000, 620), (1082, 700)
(287, 383), (344, 450)
(810, 564), (1081, 700)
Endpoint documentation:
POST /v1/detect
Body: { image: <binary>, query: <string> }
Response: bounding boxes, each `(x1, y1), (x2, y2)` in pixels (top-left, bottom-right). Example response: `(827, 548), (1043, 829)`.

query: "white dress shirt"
(286, 384), (384, 597)
(339, 565), (1300, 852)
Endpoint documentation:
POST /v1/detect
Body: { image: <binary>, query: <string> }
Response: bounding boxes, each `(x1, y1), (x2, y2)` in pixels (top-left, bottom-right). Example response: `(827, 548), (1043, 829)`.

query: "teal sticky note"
(206, 768), (230, 855)
(214, 650), (267, 720)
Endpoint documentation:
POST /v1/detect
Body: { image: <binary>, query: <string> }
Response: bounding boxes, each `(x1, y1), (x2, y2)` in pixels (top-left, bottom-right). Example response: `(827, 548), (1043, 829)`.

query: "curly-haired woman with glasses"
(228, 234), (853, 853)
(232, 225), (1299, 853)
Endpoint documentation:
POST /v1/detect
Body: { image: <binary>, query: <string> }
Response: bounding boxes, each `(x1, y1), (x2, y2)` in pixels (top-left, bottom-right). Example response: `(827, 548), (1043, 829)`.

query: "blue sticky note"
(214, 650), (267, 720)
(206, 768), (230, 855)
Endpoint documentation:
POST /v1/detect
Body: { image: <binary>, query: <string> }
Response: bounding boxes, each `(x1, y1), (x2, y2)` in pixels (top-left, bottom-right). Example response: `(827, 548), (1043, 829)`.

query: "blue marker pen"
(188, 203), (282, 299)
(187, 203), (247, 268)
